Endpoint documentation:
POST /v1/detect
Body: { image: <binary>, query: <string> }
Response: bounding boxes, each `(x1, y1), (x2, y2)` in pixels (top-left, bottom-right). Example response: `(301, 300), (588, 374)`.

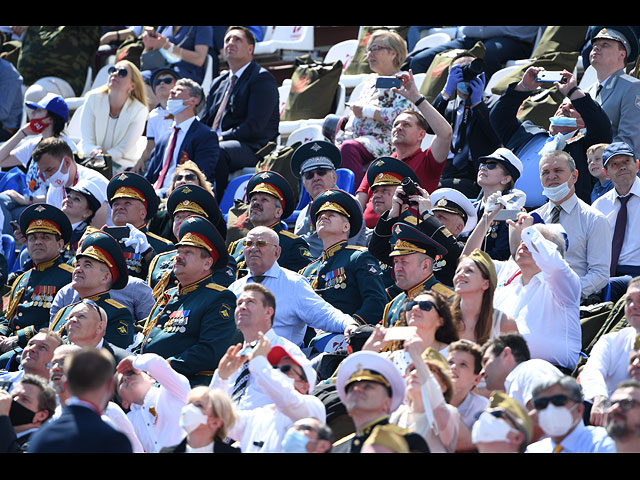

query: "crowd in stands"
(1, 24), (640, 454)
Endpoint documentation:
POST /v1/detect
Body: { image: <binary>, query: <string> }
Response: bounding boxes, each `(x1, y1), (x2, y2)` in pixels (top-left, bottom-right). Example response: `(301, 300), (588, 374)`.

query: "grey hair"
(540, 150), (577, 172)
(176, 78), (205, 114)
(532, 375), (583, 404)
(533, 223), (566, 258)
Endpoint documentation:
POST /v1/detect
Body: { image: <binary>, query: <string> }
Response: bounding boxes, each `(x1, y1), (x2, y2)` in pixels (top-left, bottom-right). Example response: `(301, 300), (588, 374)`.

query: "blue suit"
(144, 117), (220, 187)
(28, 404), (133, 453)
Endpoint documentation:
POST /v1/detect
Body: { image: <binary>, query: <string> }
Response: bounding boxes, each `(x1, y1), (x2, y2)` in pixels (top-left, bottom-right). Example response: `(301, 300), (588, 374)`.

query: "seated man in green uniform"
(332, 350), (429, 453)
(381, 221), (455, 328)
(106, 171), (174, 279)
(0, 204), (73, 365)
(228, 170), (312, 275)
(147, 184), (236, 301)
(49, 230), (135, 350)
(300, 189), (387, 331)
(138, 215), (237, 387)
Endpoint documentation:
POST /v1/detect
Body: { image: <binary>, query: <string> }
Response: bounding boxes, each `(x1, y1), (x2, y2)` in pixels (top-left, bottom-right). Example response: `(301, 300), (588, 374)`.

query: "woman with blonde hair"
(77, 60), (148, 172)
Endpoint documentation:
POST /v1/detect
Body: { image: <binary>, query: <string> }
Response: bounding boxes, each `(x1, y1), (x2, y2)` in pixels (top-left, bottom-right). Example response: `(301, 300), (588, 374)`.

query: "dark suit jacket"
(0, 415), (31, 453)
(144, 117), (220, 185)
(160, 437), (241, 453)
(200, 61), (279, 150)
(490, 82), (613, 205)
(27, 404), (133, 453)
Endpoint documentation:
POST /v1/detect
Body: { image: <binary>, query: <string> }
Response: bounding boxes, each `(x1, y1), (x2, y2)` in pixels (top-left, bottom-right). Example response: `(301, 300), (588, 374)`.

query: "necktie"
(550, 204), (562, 224)
(596, 84), (603, 99)
(231, 360), (250, 403)
(553, 443), (564, 453)
(154, 126), (180, 189)
(251, 275), (265, 283)
(610, 195), (631, 276)
(212, 74), (237, 131)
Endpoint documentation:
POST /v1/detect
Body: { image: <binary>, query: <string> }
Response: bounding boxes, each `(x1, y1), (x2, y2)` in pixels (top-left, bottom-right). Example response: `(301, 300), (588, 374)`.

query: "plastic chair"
(219, 173), (253, 220)
(1, 234), (15, 272)
(201, 54), (214, 95)
(579, 65), (598, 90)
(324, 39), (358, 73)
(336, 168), (355, 195)
(66, 102), (85, 144)
(413, 32), (452, 52)
(484, 65), (521, 96)
(253, 26), (314, 56)
(285, 124), (325, 147)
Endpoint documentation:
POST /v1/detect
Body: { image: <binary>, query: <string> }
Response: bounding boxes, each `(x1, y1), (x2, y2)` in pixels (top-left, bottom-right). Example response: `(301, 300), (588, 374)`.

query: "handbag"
(75, 152), (113, 180)
(140, 26), (193, 71)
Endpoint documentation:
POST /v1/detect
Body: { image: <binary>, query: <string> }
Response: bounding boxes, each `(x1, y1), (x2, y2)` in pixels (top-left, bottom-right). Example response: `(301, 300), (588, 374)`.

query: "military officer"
(147, 184), (236, 300)
(106, 171), (174, 279)
(139, 215), (237, 387)
(0, 204), (73, 364)
(49, 230), (135, 350)
(228, 170), (312, 275)
(299, 189), (387, 327)
(332, 350), (430, 453)
(381, 221), (455, 328)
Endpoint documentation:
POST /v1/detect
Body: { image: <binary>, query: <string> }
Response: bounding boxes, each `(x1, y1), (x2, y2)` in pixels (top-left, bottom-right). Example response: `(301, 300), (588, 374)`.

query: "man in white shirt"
(531, 150), (611, 302)
(228, 226), (358, 348)
(593, 142), (640, 302)
(493, 213), (582, 371)
(580, 277), (640, 426)
(115, 352), (191, 453)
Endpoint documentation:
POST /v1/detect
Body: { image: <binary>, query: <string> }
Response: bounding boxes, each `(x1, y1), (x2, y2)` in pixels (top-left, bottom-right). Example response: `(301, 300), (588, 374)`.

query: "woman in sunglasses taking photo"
(77, 60), (148, 173)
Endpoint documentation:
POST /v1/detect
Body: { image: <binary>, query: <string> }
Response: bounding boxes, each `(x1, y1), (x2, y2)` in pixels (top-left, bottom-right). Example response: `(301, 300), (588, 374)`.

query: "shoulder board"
(57, 263), (75, 273)
(205, 283), (226, 292)
(228, 240), (239, 255)
(345, 245), (367, 251)
(431, 282), (455, 297)
(104, 298), (127, 309)
(333, 433), (355, 447)
(146, 231), (174, 245)
(279, 230), (300, 239)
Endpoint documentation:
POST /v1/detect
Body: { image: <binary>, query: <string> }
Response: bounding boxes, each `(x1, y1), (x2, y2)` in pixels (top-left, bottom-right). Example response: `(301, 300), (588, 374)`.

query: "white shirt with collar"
(504, 359), (563, 409)
(125, 353), (191, 453)
(579, 326), (637, 402)
(493, 226), (582, 370)
(213, 63), (250, 136)
(533, 194), (611, 298)
(525, 420), (616, 453)
(593, 176), (640, 268)
(209, 328), (304, 411)
(157, 115), (197, 196)
(229, 261), (357, 347)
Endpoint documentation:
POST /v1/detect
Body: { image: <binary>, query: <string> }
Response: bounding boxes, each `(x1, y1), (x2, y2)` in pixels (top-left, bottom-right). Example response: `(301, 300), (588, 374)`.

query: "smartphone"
(375, 76), (401, 89)
(0, 381), (11, 392)
(536, 71), (566, 83)
(384, 326), (417, 341)
(102, 226), (130, 241)
(494, 209), (520, 221)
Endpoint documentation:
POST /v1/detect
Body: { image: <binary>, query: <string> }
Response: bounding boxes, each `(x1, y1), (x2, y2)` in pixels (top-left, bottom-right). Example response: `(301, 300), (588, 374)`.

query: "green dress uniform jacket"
(138, 274), (237, 386)
(299, 241), (387, 325)
(0, 255), (74, 348)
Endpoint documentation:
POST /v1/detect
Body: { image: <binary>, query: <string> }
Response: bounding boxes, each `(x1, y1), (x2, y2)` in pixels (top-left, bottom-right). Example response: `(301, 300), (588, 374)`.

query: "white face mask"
(471, 411), (516, 444)
(45, 158), (70, 188)
(537, 403), (578, 437)
(166, 99), (188, 116)
(542, 181), (571, 202)
(179, 403), (209, 434)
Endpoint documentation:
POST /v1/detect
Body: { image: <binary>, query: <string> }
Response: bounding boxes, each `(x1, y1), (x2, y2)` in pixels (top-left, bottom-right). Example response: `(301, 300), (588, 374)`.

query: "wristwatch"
(414, 95), (426, 106)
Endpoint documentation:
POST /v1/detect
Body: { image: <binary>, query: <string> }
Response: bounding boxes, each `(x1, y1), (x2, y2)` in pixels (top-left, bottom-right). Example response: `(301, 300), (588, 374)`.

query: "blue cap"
(602, 142), (636, 167)
(25, 93), (69, 122)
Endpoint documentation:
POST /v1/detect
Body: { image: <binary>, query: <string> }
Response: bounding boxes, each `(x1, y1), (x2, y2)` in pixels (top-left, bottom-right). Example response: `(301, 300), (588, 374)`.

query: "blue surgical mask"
(457, 82), (470, 95)
(166, 99), (187, 116)
(548, 116), (578, 127)
(281, 428), (310, 453)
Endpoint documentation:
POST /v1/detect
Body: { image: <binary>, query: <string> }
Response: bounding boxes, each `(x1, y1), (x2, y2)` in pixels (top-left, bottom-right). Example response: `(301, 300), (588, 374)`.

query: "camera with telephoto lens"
(398, 177), (418, 205)
(460, 58), (485, 82)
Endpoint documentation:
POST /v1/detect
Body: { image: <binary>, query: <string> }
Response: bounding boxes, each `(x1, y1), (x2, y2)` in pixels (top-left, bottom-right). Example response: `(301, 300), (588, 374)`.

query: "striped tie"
(231, 360), (250, 403)
(550, 205), (562, 224)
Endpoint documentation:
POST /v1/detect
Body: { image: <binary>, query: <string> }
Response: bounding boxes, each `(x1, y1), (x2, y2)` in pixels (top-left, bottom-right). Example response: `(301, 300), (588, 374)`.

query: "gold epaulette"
(279, 229), (299, 239)
(104, 298), (127, 309)
(146, 231), (174, 245)
(333, 433), (356, 447)
(345, 245), (367, 251)
(431, 282), (455, 298)
(58, 263), (75, 273)
(205, 283), (225, 292)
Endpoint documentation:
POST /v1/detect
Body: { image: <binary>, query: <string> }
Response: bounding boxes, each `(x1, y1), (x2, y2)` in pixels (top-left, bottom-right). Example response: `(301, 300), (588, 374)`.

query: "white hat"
(430, 187), (478, 235)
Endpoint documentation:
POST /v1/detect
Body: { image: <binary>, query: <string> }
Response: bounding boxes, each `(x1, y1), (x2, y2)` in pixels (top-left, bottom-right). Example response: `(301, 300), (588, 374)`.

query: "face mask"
(45, 158), (70, 189)
(29, 117), (49, 134)
(281, 428), (310, 453)
(166, 99), (187, 116)
(542, 181), (571, 202)
(9, 399), (36, 427)
(537, 404), (577, 437)
(457, 82), (470, 95)
(160, 47), (182, 65)
(179, 403), (209, 434)
(471, 411), (515, 444)
(548, 116), (578, 128)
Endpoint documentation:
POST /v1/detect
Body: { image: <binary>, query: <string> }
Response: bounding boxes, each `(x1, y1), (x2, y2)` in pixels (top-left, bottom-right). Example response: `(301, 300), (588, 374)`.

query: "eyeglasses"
(302, 168), (331, 181)
(108, 66), (129, 78)
(479, 161), (499, 170)
(45, 359), (65, 370)
(154, 77), (175, 86)
(607, 397), (640, 411)
(532, 394), (571, 410)
(174, 173), (198, 182)
(403, 300), (439, 314)
(243, 239), (275, 248)
(366, 44), (390, 55)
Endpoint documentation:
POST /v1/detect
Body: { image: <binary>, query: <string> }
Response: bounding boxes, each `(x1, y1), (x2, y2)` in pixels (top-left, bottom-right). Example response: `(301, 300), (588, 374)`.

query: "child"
(587, 143), (613, 203)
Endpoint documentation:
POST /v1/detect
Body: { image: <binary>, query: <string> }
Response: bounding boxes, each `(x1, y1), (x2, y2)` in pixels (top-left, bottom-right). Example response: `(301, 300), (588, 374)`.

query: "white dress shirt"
(593, 177), (640, 268)
(125, 353), (191, 453)
(229, 261), (357, 347)
(504, 359), (563, 409)
(533, 194), (611, 298)
(493, 226), (583, 370)
(579, 326), (637, 402)
(227, 355), (326, 453)
(526, 420), (616, 453)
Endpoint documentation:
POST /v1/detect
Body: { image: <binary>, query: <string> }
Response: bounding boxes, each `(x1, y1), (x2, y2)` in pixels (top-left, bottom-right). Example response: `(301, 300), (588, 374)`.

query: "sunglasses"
(174, 173), (198, 182)
(302, 168), (331, 181)
(108, 66), (129, 78)
(154, 77), (175, 86)
(479, 161), (499, 170)
(273, 364), (306, 380)
(403, 300), (439, 313)
(532, 394), (571, 410)
(607, 397), (640, 411)
(243, 239), (275, 248)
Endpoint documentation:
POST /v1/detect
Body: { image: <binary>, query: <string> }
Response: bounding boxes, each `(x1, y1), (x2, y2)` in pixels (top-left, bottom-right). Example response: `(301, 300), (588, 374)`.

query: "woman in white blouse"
(78, 60), (148, 172)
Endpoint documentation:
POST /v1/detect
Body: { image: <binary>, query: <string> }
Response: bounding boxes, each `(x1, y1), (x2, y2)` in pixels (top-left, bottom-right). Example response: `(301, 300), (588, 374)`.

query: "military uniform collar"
(356, 414), (389, 436)
(322, 240), (347, 260)
(269, 221), (284, 233)
(178, 274), (212, 295)
(34, 254), (62, 271)
(406, 274), (436, 298)
(83, 290), (110, 302)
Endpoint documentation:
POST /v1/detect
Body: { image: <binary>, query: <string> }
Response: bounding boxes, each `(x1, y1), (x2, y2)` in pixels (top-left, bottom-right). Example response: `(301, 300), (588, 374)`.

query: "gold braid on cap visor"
(26, 219), (62, 236)
(372, 172), (403, 187)
(112, 187), (148, 208)
(316, 202), (350, 218)
(252, 183), (284, 205)
(391, 239), (427, 255)
(346, 369), (391, 389)
(173, 200), (208, 217)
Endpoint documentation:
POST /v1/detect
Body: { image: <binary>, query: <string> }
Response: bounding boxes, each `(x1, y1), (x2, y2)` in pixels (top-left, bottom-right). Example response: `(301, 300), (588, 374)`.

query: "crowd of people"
(1, 25), (640, 454)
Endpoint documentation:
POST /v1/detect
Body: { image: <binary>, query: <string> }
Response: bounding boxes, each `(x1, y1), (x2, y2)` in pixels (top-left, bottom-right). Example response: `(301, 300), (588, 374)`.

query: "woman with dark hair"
(0, 93), (76, 233)
(452, 249), (518, 346)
